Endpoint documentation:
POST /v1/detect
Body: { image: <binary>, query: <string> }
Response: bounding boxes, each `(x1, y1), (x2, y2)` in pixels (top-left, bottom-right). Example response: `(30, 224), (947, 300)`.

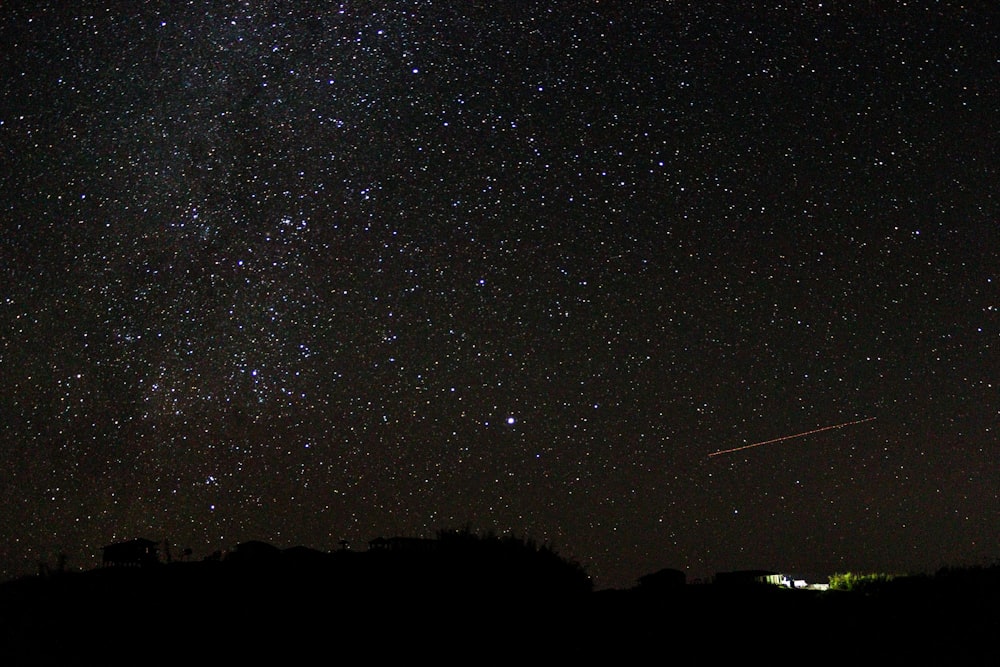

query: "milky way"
(1, 1), (997, 589)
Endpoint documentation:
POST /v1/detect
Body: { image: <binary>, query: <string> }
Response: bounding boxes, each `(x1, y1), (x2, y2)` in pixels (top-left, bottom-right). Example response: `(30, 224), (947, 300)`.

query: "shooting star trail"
(708, 416), (876, 458)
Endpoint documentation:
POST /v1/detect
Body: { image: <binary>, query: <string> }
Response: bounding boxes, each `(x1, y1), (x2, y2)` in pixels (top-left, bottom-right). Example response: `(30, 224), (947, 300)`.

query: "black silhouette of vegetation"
(1, 534), (997, 664)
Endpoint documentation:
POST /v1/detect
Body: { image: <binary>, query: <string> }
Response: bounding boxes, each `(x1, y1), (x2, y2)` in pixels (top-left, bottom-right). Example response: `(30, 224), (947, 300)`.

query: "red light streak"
(708, 416), (876, 458)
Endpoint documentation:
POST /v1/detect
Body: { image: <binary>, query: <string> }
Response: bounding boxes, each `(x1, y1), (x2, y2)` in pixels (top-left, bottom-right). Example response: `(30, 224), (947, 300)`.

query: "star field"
(1, 1), (997, 589)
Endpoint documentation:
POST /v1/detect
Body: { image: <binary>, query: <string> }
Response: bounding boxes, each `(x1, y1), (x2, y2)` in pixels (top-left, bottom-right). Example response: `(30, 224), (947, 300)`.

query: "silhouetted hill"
(1, 549), (997, 665)
(0, 532), (593, 664)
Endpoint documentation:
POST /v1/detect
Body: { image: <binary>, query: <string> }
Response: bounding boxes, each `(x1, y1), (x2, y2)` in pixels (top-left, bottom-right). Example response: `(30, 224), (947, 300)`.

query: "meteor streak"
(708, 416), (876, 458)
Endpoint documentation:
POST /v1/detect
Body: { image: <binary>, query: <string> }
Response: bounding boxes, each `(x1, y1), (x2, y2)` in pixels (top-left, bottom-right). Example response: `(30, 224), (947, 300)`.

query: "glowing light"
(708, 416), (876, 458)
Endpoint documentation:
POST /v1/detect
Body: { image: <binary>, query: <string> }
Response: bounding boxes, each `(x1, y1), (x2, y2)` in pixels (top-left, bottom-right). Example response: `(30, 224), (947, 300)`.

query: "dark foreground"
(1, 560), (998, 665)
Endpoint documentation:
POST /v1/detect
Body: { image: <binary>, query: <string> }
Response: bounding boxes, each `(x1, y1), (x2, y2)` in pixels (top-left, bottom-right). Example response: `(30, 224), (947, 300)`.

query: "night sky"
(2, 1), (997, 590)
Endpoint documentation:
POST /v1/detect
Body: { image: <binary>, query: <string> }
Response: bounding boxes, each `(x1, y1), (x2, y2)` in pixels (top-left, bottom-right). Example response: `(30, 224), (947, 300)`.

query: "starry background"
(1, 1), (997, 590)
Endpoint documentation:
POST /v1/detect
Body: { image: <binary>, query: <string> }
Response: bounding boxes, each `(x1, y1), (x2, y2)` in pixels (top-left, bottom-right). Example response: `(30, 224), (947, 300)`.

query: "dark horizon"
(12, 527), (996, 591)
(1, 1), (997, 593)
(4, 536), (999, 663)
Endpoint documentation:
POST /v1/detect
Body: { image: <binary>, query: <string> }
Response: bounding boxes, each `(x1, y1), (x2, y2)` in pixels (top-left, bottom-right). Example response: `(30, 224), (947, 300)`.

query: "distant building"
(102, 538), (160, 568)
(780, 575), (809, 589)
(714, 570), (827, 589)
